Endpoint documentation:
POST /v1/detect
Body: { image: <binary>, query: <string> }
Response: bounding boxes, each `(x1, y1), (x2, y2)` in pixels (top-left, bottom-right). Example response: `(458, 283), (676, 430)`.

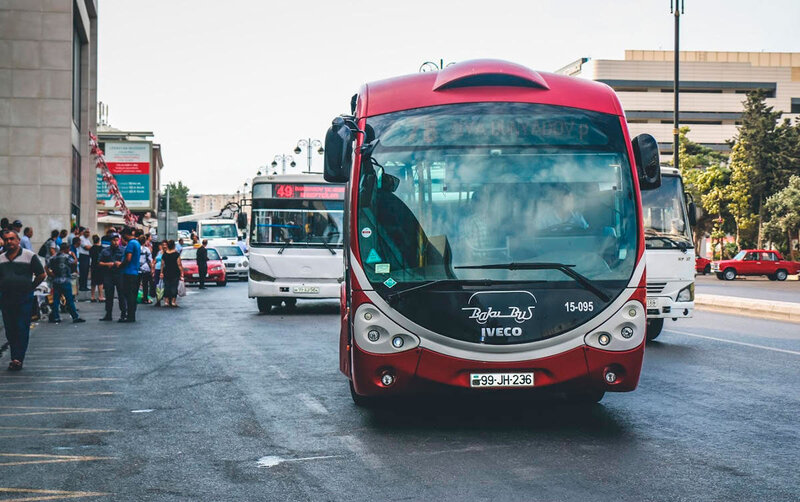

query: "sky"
(97, 0), (800, 194)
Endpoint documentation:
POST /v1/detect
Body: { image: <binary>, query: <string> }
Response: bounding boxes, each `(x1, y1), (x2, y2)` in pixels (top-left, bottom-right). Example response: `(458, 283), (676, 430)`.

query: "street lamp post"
(270, 154), (296, 175)
(671, 0), (685, 169)
(294, 138), (324, 173)
(419, 59), (455, 73)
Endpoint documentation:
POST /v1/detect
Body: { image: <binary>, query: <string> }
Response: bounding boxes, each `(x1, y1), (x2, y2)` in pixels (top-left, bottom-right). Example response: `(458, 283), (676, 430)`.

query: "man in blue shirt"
(119, 228), (141, 323)
(46, 243), (85, 324)
(98, 234), (125, 321)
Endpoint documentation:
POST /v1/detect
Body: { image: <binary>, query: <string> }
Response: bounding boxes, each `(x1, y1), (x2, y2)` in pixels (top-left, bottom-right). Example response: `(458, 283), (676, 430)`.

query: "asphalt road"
(1, 282), (798, 501)
(695, 273), (800, 303)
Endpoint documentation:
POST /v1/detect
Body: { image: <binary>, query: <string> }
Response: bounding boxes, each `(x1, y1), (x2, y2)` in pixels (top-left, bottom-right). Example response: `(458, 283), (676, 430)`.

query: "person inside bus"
(463, 187), (511, 263)
(532, 183), (589, 232)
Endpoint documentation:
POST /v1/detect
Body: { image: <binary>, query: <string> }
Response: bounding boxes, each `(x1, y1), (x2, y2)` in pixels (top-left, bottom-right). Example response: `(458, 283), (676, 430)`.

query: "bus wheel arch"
(646, 318), (664, 341)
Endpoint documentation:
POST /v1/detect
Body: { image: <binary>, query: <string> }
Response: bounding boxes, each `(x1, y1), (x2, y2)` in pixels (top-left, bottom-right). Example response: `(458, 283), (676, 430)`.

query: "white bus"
(641, 166), (696, 340)
(248, 173), (345, 312)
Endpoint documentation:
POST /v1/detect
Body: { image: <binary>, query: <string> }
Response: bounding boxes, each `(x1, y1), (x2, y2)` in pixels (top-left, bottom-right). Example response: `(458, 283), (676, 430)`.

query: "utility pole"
(165, 184), (170, 240)
(672, 0), (684, 169)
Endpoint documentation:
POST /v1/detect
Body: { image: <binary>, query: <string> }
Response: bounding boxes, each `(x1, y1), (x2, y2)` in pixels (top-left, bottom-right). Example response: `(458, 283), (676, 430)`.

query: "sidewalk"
(695, 293), (800, 323)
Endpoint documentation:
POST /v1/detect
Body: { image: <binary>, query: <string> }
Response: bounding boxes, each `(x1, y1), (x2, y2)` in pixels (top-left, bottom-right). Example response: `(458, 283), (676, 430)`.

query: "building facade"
(189, 194), (237, 215)
(0, 0), (98, 247)
(558, 51), (800, 156)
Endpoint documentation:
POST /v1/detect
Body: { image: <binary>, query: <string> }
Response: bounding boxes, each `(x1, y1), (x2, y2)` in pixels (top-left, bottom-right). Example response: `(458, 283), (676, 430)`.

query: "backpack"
(38, 239), (52, 258)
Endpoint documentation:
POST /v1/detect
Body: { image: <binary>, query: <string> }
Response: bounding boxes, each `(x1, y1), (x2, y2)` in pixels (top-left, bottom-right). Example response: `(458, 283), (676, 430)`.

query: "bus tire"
(646, 318), (664, 341)
(284, 298), (297, 309)
(256, 297), (273, 313)
(775, 269), (788, 281)
(218, 279), (227, 287)
(703, 264), (711, 275)
(568, 389), (605, 404)
(722, 268), (737, 281)
(349, 381), (378, 408)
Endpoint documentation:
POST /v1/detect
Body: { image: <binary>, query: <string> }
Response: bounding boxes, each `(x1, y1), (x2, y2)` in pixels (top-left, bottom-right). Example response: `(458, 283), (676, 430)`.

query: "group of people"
(0, 217), (196, 372)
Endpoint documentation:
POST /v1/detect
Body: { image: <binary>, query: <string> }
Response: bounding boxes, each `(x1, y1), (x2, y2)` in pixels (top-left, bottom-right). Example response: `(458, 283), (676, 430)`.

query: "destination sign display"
(273, 184), (345, 200)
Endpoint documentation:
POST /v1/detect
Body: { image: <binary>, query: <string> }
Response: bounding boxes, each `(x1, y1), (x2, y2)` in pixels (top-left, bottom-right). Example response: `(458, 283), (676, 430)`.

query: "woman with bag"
(137, 235), (154, 304)
(152, 241), (166, 307)
(159, 240), (183, 308)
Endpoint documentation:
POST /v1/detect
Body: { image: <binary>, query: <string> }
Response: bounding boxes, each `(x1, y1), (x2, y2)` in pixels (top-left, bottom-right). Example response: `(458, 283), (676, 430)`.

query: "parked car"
(695, 256), (712, 275)
(180, 247), (227, 286)
(711, 249), (800, 281)
(214, 245), (248, 281)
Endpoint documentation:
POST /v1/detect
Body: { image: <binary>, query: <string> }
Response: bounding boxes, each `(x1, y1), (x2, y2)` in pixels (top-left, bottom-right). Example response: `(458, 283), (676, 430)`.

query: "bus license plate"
(293, 286), (319, 294)
(470, 372), (534, 388)
(647, 298), (657, 308)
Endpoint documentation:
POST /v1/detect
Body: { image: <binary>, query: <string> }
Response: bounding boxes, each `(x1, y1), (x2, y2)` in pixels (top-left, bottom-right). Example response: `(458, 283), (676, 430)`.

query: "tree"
(675, 127), (729, 249)
(162, 181), (193, 216)
(765, 175), (800, 260)
(725, 140), (758, 248)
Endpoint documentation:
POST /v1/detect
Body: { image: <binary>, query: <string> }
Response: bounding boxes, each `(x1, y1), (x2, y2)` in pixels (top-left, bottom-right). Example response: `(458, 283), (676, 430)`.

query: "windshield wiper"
(454, 262), (610, 302)
(306, 233), (336, 255)
(645, 230), (690, 251)
(277, 236), (291, 255)
(386, 278), (542, 305)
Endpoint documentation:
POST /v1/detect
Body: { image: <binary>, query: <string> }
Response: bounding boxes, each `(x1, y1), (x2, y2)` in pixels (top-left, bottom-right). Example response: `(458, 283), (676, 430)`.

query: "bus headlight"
(677, 284), (694, 302)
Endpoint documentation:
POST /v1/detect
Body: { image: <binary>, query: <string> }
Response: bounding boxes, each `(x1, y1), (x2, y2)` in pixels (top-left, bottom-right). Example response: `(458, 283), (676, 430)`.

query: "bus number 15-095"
(564, 301), (594, 312)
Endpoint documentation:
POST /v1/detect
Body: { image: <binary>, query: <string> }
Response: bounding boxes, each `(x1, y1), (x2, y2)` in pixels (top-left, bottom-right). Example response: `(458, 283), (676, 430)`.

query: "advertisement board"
(96, 141), (152, 210)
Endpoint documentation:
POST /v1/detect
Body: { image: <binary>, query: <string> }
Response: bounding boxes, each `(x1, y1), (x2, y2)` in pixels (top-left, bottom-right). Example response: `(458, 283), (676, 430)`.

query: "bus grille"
(647, 282), (666, 294)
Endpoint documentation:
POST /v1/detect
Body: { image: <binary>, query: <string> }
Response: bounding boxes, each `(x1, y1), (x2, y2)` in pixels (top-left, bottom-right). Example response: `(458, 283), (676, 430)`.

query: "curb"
(695, 293), (800, 323)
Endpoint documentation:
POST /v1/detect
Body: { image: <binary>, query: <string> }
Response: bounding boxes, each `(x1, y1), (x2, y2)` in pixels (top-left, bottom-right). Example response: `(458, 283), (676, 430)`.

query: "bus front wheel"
(257, 297), (274, 313)
(646, 318), (664, 341)
(568, 388), (605, 404)
(349, 381), (379, 408)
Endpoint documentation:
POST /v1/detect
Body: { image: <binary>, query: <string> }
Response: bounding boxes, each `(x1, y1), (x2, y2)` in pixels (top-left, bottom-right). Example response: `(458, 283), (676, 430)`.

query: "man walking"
(98, 234), (125, 321)
(78, 227), (92, 293)
(0, 229), (47, 371)
(197, 239), (209, 289)
(20, 227), (33, 251)
(119, 228), (141, 323)
(47, 243), (85, 324)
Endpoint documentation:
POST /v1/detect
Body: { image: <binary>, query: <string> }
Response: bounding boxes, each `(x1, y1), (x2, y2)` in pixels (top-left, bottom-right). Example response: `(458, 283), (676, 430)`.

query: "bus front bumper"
(350, 342), (644, 397)
(646, 297), (694, 319)
(248, 278), (340, 299)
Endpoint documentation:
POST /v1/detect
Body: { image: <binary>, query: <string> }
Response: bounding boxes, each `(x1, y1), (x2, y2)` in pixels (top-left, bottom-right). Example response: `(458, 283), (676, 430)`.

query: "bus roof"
(252, 173), (327, 185)
(358, 59), (625, 118)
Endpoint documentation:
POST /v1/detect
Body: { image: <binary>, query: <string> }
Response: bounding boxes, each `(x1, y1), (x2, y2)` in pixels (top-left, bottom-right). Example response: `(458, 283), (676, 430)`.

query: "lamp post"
(294, 138), (324, 173)
(271, 154), (296, 175)
(671, 0), (685, 169)
(419, 59), (455, 73)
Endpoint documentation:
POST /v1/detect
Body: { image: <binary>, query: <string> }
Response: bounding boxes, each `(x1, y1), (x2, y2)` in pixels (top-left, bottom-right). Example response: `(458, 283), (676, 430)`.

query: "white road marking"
(268, 365), (288, 379)
(665, 329), (800, 356)
(298, 393), (328, 415)
(339, 435), (384, 469)
(256, 454), (341, 468)
(130, 409), (154, 413)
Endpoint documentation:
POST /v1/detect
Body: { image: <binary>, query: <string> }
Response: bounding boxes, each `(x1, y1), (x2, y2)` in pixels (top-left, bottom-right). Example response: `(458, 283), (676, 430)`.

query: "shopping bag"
(177, 279), (187, 297)
(156, 279), (164, 301)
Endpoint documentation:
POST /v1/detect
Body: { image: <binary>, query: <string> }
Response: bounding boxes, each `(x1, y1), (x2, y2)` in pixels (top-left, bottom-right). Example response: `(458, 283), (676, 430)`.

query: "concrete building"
(189, 193), (237, 215)
(558, 50), (800, 156)
(0, 0), (98, 247)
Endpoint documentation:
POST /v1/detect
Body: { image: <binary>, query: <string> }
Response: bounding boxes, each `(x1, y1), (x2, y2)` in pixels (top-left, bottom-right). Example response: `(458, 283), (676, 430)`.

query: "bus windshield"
(200, 223), (238, 239)
(250, 183), (344, 247)
(357, 102), (639, 343)
(641, 175), (693, 249)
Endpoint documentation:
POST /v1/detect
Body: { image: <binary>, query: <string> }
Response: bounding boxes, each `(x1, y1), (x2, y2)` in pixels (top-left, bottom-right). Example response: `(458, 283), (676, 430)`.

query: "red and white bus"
(323, 60), (661, 405)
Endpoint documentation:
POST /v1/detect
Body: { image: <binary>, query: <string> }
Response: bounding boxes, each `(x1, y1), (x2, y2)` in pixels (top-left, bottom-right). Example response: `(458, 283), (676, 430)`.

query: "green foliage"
(765, 175), (800, 259)
(162, 181), (193, 216)
(726, 140), (758, 248)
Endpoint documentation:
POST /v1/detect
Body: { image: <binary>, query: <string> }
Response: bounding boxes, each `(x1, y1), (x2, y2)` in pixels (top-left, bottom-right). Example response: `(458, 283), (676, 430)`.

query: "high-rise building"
(558, 51), (800, 157)
(1, 0), (98, 246)
(189, 194), (237, 215)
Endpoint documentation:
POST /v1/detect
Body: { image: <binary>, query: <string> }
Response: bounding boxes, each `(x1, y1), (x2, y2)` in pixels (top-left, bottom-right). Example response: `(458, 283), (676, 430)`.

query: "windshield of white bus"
(640, 175), (693, 249)
(250, 183), (345, 247)
(200, 223), (238, 239)
(358, 102), (638, 288)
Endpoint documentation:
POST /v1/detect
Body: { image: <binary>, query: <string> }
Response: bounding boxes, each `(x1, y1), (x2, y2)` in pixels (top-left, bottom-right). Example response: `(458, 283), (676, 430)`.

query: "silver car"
(213, 245), (248, 280)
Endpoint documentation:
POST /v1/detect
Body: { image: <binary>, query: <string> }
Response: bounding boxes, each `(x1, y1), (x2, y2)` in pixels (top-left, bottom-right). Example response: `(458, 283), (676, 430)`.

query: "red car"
(180, 247), (227, 286)
(695, 256), (712, 275)
(711, 249), (800, 281)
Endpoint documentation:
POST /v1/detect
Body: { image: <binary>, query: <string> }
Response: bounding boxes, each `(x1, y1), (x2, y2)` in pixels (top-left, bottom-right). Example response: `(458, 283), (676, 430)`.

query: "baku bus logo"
(461, 291), (537, 326)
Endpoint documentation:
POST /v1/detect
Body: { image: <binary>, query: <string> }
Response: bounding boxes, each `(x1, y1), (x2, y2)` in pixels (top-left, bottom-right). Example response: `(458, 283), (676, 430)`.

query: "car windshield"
(358, 102), (638, 287)
(250, 185), (344, 247)
(215, 246), (243, 257)
(733, 251), (746, 260)
(640, 175), (693, 249)
(181, 248), (220, 260)
(200, 223), (238, 239)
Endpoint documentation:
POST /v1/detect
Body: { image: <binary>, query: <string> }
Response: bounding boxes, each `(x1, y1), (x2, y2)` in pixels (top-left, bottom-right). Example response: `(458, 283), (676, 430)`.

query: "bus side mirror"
(687, 201), (697, 227)
(236, 212), (248, 230)
(632, 134), (661, 190)
(324, 117), (353, 183)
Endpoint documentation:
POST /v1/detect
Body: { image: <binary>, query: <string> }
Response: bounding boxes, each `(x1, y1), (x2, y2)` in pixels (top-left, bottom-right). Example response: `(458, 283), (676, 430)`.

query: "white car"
(213, 245), (248, 280)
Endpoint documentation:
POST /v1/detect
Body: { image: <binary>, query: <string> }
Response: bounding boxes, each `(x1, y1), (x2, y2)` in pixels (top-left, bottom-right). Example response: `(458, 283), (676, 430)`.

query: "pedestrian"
(100, 227), (113, 247)
(20, 226), (33, 251)
(138, 235), (153, 304)
(197, 239), (209, 289)
(176, 238), (184, 253)
(0, 218), (9, 231)
(77, 228), (92, 293)
(119, 227), (141, 322)
(11, 220), (23, 235)
(0, 234), (4, 254)
(0, 229), (47, 370)
(152, 241), (166, 307)
(39, 230), (59, 262)
(160, 240), (183, 307)
(46, 243), (85, 324)
(98, 234), (125, 321)
(57, 229), (68, 246)
(89, 235), (104, 302)
(191, 234), (200, 248)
